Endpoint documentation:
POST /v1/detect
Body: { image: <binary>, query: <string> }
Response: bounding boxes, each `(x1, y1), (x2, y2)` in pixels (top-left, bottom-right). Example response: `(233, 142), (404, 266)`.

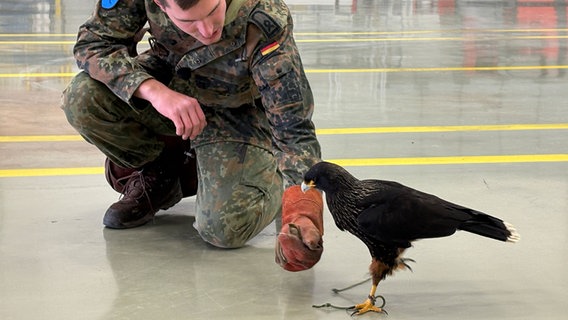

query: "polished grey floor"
(1, 0), (567, 319)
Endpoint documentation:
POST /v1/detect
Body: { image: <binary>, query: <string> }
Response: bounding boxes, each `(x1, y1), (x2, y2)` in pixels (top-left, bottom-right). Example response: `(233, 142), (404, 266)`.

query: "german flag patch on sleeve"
(260, 41), (280, 56)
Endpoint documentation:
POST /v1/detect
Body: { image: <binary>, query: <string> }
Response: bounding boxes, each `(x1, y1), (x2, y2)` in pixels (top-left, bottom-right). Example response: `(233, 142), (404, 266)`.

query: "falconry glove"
(275, 185), (324, 271)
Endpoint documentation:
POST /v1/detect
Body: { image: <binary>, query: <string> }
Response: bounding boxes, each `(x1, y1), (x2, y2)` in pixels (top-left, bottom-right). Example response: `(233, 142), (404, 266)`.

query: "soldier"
(62, 0), (324, 271)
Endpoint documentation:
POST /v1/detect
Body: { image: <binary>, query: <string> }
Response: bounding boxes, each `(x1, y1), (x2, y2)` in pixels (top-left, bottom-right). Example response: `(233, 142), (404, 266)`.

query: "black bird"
(301, 161), (520, 315)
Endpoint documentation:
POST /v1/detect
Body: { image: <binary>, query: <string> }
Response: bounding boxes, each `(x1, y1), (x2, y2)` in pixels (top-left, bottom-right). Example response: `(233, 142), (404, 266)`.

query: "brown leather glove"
(275, 185), (324, 272)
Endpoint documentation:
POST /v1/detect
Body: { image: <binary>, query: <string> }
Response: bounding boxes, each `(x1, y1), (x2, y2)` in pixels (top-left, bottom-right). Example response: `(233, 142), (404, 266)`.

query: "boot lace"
(115, 170), (156, 212)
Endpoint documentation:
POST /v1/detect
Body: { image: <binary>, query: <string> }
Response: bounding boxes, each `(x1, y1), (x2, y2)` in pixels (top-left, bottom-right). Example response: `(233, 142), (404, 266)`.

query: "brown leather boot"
(103, 160), (183, 229)
(104, 137), (198, 198)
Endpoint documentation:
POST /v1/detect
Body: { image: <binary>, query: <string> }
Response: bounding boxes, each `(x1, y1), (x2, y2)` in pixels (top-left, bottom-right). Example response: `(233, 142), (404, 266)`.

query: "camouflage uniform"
(62, 0), (321, 247)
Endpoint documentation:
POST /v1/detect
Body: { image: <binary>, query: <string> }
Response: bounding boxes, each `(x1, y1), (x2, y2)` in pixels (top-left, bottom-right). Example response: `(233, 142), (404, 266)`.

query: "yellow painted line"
(0, 135), (84, 142)
(305, 65), (568, 73)
(0, 167), (104, 178)
(1, 123), (567, 143)
(0, 41), (75, 45)
(295, 28), (568, 36)
(3, 34), (568, 46)
(0, 72), (77, 78)
(316, 123), (568, 135)
(3, 64), (566, 79)
(329, 154), (568, 167)
(297, 37), (465, 43)
(1, 28), (567, 38)
(297, 35), (568, 43)
(1, 154), (567, 177)
(0, 33), (77, 37)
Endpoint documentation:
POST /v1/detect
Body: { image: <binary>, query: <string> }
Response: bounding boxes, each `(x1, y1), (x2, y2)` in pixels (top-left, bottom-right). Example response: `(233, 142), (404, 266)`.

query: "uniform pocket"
(256, 57), (302, 105)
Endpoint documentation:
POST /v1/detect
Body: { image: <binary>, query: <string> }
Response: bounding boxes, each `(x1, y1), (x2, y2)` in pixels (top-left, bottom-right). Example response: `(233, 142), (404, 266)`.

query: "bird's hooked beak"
(301, 180), (316, 193)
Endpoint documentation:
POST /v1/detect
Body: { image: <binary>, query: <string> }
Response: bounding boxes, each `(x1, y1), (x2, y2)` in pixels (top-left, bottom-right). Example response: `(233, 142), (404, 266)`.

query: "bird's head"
(300, 179), (317, 193)
(301, 161), (355, 194)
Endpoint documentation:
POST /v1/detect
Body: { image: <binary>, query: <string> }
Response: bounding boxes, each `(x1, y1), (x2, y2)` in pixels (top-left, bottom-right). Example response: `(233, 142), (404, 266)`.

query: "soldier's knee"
(62, 72), (124, 132)
(193, 142), (283, 248)
(195, 186), (280, 249)
(62, 72), (95, 128)
(195, 215), (251, 249)
(195, 211), (263, 249)
(198, 229), (249, 249)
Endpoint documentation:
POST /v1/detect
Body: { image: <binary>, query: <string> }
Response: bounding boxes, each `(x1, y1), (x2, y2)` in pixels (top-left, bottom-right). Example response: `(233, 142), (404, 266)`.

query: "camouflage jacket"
(73, 0), (321, 186)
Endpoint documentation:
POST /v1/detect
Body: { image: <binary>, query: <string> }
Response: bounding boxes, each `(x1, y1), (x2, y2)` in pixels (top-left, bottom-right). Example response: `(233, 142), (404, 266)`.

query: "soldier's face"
(156, 0), (226, 45)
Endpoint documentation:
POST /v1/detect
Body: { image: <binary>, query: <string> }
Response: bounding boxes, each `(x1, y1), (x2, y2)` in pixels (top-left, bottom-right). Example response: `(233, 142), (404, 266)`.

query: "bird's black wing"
(356, 180), (475, 246)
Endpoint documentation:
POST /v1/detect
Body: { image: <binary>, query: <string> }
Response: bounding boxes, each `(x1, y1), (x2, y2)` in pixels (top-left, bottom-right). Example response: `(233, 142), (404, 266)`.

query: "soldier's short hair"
(158, 0), (201, 10)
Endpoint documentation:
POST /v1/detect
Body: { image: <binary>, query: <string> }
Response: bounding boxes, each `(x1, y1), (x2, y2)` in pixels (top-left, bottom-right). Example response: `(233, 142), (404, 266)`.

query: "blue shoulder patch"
(101, 0), (120, 9)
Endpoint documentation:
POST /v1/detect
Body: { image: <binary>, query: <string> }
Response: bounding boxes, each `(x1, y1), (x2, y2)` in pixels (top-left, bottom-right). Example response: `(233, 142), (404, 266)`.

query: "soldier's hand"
(152, 89), (206, 140)
(136, 79), (206, 140)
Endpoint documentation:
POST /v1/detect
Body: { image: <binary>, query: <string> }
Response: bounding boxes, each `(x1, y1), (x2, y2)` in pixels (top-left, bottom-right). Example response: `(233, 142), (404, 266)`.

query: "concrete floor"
(1, 0), (567, 319)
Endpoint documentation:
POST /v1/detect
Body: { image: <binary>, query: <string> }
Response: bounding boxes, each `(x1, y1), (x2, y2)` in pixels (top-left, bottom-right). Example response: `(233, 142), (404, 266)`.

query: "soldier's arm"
(249, 10), (321, 187)
(135, 78), (206, 140)
(73, 1), (205, 139)
(73, 0), (153, 105)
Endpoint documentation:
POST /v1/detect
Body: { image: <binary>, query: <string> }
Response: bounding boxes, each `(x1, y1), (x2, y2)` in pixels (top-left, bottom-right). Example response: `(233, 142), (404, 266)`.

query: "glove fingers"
(275, 224), (323, 272)
(287, 222), (322, 250)
(275, 233), (305, 271)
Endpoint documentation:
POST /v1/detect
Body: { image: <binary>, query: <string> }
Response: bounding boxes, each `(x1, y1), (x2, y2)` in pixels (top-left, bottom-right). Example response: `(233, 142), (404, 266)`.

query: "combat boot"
(103, 160), (183, 229)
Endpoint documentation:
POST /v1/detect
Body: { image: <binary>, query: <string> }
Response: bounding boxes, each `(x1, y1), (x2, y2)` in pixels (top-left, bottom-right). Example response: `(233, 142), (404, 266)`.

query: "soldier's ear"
(154, 0), (166, 11)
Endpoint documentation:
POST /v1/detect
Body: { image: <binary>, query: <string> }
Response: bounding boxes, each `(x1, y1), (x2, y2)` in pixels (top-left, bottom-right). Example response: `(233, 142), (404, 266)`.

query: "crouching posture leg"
(61, 72), (192, 228)
(194, 142), (283, 248)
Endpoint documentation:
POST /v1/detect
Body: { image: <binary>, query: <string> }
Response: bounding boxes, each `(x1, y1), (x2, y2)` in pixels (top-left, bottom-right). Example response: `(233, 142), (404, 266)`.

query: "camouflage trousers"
(62, 71), (283, 248)
(195, 142), (282, 248)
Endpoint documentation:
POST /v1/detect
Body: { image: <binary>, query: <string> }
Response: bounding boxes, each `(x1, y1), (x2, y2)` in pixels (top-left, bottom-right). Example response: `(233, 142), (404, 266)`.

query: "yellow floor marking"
(1, 154), (566, 178)
(0, 72), (77, 78)
(316, 123), (568, 135)
(0, 41), (75, 45)
(329, 154), (568, 167)
(5, 34), (568, 46)
(1, 123), (567, 143)
(0, 167), (104, 178)
(2, 64), (566, 79)
(305, 65), (568, 73)
(2, 28), (568, 38)
(0, 135), (84, 142)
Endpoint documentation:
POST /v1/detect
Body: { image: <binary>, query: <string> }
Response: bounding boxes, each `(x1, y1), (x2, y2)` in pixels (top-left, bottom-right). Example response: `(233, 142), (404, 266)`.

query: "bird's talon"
(374, 295), (386, 308)
(397, 257), (416, 271)
(350, 306), (386, 316)
(351, 296), (387, 315)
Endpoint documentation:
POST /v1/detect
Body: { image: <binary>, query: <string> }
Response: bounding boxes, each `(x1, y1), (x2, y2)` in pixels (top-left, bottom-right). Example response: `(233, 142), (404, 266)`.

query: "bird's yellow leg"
(351, 258), (390, 315)
(354, 284), (384, 314)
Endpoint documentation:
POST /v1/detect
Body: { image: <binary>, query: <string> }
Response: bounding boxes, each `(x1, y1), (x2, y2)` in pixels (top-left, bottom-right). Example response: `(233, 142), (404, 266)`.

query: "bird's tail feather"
(459, 212), (520, 243)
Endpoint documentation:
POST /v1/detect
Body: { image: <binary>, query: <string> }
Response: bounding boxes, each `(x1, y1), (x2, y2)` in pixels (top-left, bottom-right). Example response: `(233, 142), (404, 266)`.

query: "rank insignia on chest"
(260, 41), (280, 56)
